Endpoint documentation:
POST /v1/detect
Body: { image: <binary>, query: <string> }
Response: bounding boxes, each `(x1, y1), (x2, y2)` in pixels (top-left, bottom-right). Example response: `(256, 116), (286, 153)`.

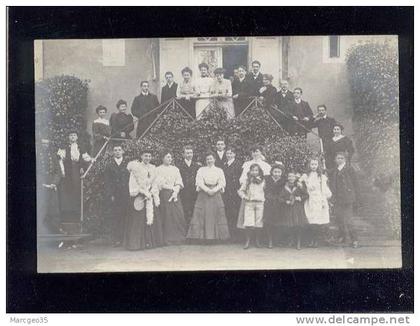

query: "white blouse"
(155, 165), (184, 192)
(195, 77), (213, 97)
(239, 159), (272, 185)
(210, 79), (232, 97)
(196, 166), (226, 191)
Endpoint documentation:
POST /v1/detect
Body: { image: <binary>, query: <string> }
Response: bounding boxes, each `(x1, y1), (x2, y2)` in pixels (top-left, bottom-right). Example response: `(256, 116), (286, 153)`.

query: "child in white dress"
(300, 158), (332, 247)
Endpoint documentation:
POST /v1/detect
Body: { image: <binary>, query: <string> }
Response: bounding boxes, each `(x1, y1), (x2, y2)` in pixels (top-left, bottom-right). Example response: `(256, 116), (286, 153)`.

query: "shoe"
(268, 241), (273, 249)
(243, 240), (250, 249)
(352, 241), (359, 249)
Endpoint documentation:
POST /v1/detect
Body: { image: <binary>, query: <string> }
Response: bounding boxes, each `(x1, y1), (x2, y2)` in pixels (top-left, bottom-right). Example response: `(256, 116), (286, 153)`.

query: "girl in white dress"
(300, 158), (332, 247)
(195, 63), (213, 119)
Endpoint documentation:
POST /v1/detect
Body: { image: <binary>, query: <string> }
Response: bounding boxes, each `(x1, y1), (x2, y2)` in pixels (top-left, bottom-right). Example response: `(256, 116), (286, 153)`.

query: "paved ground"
(37, 240), (402, 273)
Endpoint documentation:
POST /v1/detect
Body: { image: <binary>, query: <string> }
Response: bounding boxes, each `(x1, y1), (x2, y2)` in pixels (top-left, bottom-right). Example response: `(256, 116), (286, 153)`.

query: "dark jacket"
(330, 136), (355, 163)
(312, 116), (337, 142)
(258, 84), (278, 107)
(131, 92), (160, 138)
(161, 82), (178, 103)
(246, 72), (264, 96)
(275, 90), (294, 109)
(328, 164), (360, 205)
(110, 112), (134, 139)
(104, 157), (130, 201)
(287, 99), (314, 136)
(215, 151), (227, 168)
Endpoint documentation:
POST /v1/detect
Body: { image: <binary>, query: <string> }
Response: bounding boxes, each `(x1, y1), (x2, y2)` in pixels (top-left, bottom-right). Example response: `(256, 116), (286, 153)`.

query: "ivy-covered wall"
(346, 42), (400, 238)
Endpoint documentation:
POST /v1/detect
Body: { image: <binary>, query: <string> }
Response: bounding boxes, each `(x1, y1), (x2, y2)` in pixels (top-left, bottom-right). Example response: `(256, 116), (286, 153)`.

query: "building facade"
(35, 35), (396, 138)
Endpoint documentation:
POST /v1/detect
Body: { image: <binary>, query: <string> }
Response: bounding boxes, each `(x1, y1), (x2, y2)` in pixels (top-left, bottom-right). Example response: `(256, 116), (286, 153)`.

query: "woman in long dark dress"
(263, 163), (286, 248)
(187, 152), (230, 242)
(91, 105), (111, 156)
(124, 150), (164, 250)
(155, 152), (187, 245)
(57, 131), (91, 224)
(329, 123), (355, 167)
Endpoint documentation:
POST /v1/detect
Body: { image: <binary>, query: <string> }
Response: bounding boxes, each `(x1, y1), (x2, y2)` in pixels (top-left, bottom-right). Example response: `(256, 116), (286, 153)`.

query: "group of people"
(37, 59), (360, 251)
(91, 60), (355, 169)
(100, 139), (360, 251)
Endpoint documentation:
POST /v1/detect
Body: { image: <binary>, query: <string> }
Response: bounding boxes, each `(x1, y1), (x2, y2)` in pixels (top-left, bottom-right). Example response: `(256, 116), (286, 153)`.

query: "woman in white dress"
(155, 152), (187, 245)
(187, 152), (230, 241)
(210, 67), (235, 119)
(124, 149), (164, 250)
(176, 67), (196, 118)
(300, 158), (332, 247)
(195, 63), (213, 119)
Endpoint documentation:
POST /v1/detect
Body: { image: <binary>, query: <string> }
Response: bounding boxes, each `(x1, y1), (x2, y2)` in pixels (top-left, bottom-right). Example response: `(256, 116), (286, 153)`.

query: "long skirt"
(187, 191), (230, 240)
(159, 189), (187, 244)
(124, 199), (164, 250)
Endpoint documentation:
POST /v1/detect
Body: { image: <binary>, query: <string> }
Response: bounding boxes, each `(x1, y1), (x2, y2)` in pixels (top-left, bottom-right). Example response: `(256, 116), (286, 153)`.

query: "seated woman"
(329, 123), (355, 168)
(187, 152), (230, 242)
(176, 67), (197, 119)
(258, 74), (277, 108)
(124, 149), (164, 250)
(91, 105), (111, 156)
(155, 151), (187, 245)
(195, 63), (213, 119)
(210, 67), (234, 119)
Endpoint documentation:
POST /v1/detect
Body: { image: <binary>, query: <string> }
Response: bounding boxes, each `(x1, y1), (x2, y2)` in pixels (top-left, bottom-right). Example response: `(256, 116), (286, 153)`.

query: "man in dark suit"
(246, 60), (264, 96)
(232, 65), (253, 116)
(160, 71), (178, 103)
(222, 147), (242, 242)
(287, 87), (314, 137)
(131, 80), (160, 138)
(214, 139), (227, 168)
(178, 145), (201, 224)
(271, 79), (294, 129)
(110, 99), (134, 139)
(328, 152), (360, 248)
(104, 144), (130, 247)
(312, 104), (338, 168)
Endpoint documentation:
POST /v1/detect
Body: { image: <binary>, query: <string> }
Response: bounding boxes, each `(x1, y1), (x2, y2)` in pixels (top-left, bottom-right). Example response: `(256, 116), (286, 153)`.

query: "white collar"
(337, 163), (346, 171)
(227, 158), (235, 166)
(167, 82), (174, 88)
(295, 98), (302, 104)
(184, 159), (192, 167)
(94, 117), (109, 125)
(114, 157), (123, 165)
(253, 72), (260, 78)
(239, 76), (245, 82)
(141, 91), (149, 96)
(333, 134), (345, 142)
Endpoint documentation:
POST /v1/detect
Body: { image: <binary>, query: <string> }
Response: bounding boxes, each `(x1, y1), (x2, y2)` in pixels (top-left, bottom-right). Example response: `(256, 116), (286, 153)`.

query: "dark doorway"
(222, 45), (248, 79)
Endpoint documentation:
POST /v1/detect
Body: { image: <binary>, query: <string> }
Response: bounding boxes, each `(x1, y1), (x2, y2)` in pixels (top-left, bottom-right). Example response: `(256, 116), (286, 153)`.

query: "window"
(197, 37), (218, 42)
(224, 37), (246, 42)
(329, 36), (340, 58)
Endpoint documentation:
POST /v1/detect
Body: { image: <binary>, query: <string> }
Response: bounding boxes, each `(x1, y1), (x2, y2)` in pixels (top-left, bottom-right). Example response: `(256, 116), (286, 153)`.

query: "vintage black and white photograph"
(35, 35), (402, 273)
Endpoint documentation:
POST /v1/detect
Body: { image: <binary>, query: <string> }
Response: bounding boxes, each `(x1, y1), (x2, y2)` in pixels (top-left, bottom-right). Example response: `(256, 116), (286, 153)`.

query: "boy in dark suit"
(222, 147), (242, 242)
(312, 104), (338, 168)
(328, 152), (360, 248)
(178, 145), (201, 224)
(287, 87), (314, 137)
(232, 65), (253, 116)
(104, 144), (130, 246)
(246, 60), (264, 96)
(160, 71), (178, 103)
(131, 80), (160, 138)
(214, 139), (227, 168)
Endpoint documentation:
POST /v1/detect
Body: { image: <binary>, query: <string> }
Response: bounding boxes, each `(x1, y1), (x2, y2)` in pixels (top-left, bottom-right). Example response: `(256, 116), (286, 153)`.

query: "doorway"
(222, 45), (248, 79)
(193, 44), (249, 78)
